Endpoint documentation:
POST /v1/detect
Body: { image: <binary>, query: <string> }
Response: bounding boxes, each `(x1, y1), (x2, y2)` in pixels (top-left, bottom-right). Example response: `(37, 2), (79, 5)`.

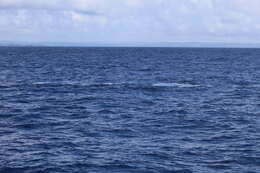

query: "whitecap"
(152, 82), (200, 88)
(33, 81), (79, 86)
(33, 82), (53, 85)
(65, 82), (127, 87)
(32, 81), (126, 87)
(0, 83), (17, 87)
(93, 82), (126, 86)
(100, 82), (116, 85)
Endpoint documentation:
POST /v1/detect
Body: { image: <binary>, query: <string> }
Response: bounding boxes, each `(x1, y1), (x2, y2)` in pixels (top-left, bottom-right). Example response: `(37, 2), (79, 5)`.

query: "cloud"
(0, 0), (260, 43)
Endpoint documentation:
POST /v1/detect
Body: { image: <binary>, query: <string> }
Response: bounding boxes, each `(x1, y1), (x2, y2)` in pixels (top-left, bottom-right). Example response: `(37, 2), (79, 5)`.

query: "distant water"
(0, 47), (260, 173)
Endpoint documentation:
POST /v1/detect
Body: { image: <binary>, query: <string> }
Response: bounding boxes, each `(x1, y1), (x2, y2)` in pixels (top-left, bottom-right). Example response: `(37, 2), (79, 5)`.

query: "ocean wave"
(32, 81), (203, 88)
(90, 82), (126, 86)
(32, 81), (126, 87)
(250, 84), (260, 88)
(0, 83), (19, 88)
(152, 82), (200, 88)
(33, 82), (54, 85)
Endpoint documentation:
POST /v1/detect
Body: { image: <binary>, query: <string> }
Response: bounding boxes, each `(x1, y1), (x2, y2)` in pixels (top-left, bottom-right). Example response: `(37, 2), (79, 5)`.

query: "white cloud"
(0, 0), (260, 43)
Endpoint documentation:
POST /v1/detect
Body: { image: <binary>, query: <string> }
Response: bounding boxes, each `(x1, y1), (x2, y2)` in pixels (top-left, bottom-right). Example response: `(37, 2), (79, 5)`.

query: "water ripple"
(0, 47), (259, 173)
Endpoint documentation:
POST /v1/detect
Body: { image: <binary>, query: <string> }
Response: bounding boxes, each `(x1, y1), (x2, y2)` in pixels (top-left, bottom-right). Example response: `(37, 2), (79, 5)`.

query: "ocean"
(0, 47), (259, 173)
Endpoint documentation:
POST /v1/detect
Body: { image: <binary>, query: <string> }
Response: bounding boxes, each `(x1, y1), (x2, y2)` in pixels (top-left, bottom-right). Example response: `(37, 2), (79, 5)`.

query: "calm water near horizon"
(0, 47), (260, 173)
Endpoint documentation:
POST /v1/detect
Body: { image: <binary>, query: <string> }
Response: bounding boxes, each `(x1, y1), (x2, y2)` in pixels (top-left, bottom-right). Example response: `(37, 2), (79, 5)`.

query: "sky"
(0, 0), (260, 44)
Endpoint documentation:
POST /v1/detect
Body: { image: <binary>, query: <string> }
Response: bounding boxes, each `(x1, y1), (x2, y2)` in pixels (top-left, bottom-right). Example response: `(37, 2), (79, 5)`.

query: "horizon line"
(1, 41), (260, 48)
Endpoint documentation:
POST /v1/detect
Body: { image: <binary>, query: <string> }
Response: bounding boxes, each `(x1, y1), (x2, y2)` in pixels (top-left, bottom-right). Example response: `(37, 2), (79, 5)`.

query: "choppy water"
(0, 47), (260, 173)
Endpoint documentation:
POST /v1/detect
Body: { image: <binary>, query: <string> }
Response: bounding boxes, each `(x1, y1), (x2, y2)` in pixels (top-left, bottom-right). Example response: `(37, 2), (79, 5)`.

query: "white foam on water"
(0, 82), (17, 87)
(31, 82), (202, 88)
(96, 82), (127, 86)
(101, 82), (116, 85)
(32, 82), (52, 85)
(33, 81), (78, 86)
(152, 82), (200, 88)
(32, 81), (127, 87)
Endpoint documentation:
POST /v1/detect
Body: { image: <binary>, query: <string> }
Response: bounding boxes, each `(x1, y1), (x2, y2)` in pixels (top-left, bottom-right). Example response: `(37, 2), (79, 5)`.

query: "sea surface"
(0, 47), (260, 173)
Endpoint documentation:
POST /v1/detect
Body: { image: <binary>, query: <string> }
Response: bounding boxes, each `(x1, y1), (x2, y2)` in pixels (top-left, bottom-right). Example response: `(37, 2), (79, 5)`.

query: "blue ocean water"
(0, 47), (259, 173)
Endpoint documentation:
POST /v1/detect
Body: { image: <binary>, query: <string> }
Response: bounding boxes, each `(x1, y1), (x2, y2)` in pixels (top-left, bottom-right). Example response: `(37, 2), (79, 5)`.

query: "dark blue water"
(0, 47), (260, 173)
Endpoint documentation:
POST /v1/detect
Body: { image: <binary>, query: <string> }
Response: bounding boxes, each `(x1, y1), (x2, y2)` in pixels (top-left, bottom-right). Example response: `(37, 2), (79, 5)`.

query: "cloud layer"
(1, 0), (260, 43)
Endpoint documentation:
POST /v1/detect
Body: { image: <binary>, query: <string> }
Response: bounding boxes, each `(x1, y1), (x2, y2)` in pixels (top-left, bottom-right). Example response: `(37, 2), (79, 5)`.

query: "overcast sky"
(1, 0), (260, 43)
